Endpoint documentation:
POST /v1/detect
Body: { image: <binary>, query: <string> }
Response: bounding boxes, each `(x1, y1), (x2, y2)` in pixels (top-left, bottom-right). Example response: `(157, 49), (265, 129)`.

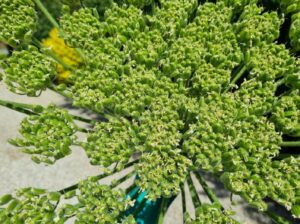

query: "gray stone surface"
(0, 82), (274, 223)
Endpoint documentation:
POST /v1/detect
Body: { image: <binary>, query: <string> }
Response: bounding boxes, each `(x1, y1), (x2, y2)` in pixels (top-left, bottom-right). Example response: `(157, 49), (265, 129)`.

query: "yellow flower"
(42, 28), (81, 82)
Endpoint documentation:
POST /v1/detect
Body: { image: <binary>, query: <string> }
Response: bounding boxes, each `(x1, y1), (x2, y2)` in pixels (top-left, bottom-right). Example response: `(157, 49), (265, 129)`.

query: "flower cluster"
(1, 46), (56, 96)
(234, 3), (282, 47)
(0, 188), (61, 223)
(0, 0), (300, 222)
(9, 104), (78, 164)
(183, 93), (281, 173)
(136, 150), (191, 201)
(278, 0), (300, 51)
(0, 0), (36, 46)
(185, 203), (239, 224)
(71, 177), (135, 223)
(221, 156), (300, 217)
(161, 2), (242, 85)
(84, 118), (139, 167)
(147, 0), (198, 39)
(0, 178), (136, 223)
(271, 90), (300, 136)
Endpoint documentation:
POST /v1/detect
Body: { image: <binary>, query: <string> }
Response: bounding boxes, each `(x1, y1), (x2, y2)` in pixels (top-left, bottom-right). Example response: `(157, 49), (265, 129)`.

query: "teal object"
(126, 186), (175, 224)
(126, 187), (162, 224)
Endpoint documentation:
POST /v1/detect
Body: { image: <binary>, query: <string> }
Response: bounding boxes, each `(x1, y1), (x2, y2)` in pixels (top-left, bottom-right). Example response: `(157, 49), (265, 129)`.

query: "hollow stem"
(280, 141), (300, 147)
(34, 0), (59, 28)
(193, 171), (223, 209)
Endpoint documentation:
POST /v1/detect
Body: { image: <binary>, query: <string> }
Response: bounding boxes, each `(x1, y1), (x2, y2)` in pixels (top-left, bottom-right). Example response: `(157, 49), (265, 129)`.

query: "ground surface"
(0, 82), (274, 224)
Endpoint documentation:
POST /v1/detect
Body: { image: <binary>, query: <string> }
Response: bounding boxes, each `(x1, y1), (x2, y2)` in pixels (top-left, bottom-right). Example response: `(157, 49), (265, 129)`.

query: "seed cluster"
(1, 0), (300, 222)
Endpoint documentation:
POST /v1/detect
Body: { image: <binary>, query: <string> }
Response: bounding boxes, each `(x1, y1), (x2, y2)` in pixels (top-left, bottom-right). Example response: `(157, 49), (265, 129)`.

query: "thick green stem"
(226, 64), (248, 91)
(125, 184), (137, 195)
(0, 98), (97, 125)
(276, 78), (285, 88)
(58, 159), (139, 194)
(111, 170), (136, 188)
(0, 99), (36, 110)
(132, 197), (147, 218)
(186, 173), (201, 208)
(0, 99), (38, 115)
(34, 0), (59, 28)
(158, 197), (168, 224)
(194, 171), (223, 209)
(280, 141), (300, 147)
(264, 210), (292, 224)
(180, 184), (187, 219)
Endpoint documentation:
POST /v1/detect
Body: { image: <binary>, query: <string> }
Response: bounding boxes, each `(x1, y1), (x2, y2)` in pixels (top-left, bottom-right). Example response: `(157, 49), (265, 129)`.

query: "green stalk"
(186, 173), (201, 208)
(111, 170), (136, 188)
(125, 183), (137, 195)
(48, 84), (73, 99)
(264, 210), (292, 224)
(34, 0), (59, 28)
(193, 172), (223, 209)
(158, 198), (169, 224)
(58, 159), (139, 194)
(225, 64), (248, 92)
(132, 197), (147, 218)
(275, 78), (285, 88)
(32, 37), (74, 72)
(180, 184), (187, 218)
(0, 99), (36, 110)
(280, 141), (300, 147)
(0, 99), (38, 115)
(0, 98), (97, 125)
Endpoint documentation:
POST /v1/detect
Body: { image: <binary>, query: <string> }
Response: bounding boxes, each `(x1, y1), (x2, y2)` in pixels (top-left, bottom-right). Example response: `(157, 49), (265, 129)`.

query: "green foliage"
(185, 203), (239, 224)
(236, 79), (276, 115)
(9, 104), (78, 164)
(1, 46), (56, 96)
(0, 0), (36, 46)
(122, 0), (153, 8)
